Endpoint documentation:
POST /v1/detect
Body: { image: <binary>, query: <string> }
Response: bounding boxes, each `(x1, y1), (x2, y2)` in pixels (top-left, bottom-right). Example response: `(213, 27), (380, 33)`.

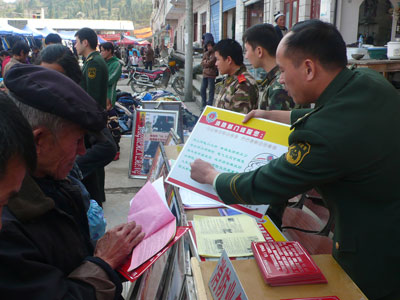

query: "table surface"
(348, 58), (400, 65)
(191, 255), (368, 300)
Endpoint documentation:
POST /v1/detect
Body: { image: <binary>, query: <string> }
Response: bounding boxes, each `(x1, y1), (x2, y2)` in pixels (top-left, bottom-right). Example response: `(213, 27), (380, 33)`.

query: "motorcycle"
(127, 60), (184, 96)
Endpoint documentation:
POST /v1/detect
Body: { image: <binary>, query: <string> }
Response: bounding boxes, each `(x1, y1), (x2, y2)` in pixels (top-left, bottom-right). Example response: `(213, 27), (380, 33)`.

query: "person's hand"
(190, 159), (220, 185)
(242, 110), (291, 125)
(106, 99), (112, 111)
(242, 109), (271, 123)
(94, 221), (145, 269)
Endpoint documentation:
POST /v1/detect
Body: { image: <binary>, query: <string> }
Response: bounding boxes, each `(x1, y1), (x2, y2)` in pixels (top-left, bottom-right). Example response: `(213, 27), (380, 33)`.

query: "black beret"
(4, 64), (107, 132)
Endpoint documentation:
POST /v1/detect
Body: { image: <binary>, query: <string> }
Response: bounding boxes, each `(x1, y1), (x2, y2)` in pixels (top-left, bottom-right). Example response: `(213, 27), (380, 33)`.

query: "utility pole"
(184, 0), (193, 102)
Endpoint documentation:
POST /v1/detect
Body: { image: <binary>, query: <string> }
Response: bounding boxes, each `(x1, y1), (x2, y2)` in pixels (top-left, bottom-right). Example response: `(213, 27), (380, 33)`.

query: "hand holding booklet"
(126, 180), (177, 271)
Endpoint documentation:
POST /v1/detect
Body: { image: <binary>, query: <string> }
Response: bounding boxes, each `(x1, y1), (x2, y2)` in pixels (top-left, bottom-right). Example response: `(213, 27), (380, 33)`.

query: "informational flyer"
(166, 106), (292, 217)
(194, 214), (265, 257)
(129, 109), (178, 178)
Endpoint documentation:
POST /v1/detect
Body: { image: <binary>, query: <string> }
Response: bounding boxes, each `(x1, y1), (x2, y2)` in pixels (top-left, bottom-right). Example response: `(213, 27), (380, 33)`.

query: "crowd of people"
(0, 17), (400, 300)
(0, 27), (146, 299)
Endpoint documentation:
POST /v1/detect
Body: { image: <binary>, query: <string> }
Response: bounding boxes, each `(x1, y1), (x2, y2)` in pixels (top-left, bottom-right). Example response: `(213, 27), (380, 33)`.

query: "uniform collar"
(315, 67), (354, 108)
(86, 51), (100, 60)
(226, 65), (246, 84)
(233, 65), (246, 76)
(261, 65), (279, 87)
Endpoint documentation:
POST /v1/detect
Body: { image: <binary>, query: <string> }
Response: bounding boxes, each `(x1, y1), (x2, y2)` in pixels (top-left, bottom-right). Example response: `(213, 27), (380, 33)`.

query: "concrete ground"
(102, 79), (201, 229)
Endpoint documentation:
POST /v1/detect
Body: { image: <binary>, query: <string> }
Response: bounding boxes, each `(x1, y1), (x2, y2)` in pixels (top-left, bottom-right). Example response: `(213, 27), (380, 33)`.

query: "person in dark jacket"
(145, 44), (154, 70)
(0, 92), (36, 230)
(200, 40), (218, 108)
(274, 12), (288, 41)
(0, 64), (144, 300)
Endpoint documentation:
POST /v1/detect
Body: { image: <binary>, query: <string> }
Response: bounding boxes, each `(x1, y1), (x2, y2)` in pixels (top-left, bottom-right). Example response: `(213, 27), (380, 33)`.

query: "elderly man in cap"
(0, 64), (144, 300)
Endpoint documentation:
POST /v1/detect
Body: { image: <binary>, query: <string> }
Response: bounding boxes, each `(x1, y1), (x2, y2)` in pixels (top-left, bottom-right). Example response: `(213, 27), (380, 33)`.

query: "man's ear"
(304, 59), (316, 81)
(82, 39), (89, 48)
(227, 56), (233, 65)
(256, 46), (263, 58)
(32, 127), (52, 155)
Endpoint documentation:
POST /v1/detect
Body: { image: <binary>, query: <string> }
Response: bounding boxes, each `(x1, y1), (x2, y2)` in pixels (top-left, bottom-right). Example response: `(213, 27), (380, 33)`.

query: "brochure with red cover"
(118, 226), (190, 282)
(252, 241), (327, 286)
(281, 297), (340, 300)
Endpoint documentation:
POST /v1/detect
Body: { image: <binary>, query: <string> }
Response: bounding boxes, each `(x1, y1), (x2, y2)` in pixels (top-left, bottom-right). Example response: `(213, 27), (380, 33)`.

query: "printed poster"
(129, 109), (178, 178)
(166, 106), (292, 217)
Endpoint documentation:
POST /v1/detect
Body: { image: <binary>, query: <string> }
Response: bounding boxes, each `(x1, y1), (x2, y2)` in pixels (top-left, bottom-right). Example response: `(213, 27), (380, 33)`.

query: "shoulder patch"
(237, 74), (246, 83)
(286, 142), (311, 166)
(88, 67), (97, 79)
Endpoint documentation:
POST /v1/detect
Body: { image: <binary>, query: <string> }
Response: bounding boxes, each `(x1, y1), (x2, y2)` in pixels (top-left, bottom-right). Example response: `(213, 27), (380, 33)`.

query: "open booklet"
(126, 179), (176, 271)
(118, 178), (190, 281)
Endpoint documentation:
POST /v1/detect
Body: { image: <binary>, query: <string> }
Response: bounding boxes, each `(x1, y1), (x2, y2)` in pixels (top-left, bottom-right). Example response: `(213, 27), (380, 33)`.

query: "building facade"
(151, 0), (400, 52)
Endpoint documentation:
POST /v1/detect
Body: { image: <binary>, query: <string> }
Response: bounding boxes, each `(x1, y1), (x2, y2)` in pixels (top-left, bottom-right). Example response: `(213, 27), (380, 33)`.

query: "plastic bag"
(87, 199), (107, 241)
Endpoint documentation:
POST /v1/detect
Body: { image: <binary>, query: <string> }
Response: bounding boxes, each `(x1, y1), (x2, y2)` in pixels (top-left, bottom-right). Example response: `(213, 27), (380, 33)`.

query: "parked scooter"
(127, 60), (184, 96)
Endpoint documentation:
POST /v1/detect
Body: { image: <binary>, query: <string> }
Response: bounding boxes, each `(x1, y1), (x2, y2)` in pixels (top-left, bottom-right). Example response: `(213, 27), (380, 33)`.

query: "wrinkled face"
(244, 42), (262, 69)
(215, 51), (229, 75)
(0, 156), (26, 230)
(36, 124), (86, 180)
(74, 37), (85, 56)
(276, 37), (307, 104)
(277, 16), (285, 28)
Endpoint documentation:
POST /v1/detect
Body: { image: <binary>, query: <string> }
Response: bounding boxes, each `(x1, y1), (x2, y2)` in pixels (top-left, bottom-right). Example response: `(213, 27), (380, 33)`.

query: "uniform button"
(335, 242), (340, 250)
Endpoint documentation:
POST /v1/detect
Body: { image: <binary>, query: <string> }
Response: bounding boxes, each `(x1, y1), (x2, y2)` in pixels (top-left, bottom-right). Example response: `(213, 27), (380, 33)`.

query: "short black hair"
(75, 27), (98, 50)
(36, 44), (82, 84)
(0, 92), (36, 179)
(214, 39), (243, 66)
(100, 42), (114, 54)
(0, 50), (10, 57)
(243, 23), (279, 57)
(12, 41), (30, 56)
(284, 20), (347, 70)
(45, 33), (62, 45)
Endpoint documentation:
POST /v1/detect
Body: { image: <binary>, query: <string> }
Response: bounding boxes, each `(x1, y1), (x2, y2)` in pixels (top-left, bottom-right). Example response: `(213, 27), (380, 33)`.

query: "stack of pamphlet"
(251, 241), (327, 286)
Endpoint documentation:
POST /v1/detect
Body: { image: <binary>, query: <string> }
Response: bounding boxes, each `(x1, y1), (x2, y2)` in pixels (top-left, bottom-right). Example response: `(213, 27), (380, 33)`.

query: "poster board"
(166, 106), (292, 218)
(129, 109), (178, 179)
(141, 101), (184, 141)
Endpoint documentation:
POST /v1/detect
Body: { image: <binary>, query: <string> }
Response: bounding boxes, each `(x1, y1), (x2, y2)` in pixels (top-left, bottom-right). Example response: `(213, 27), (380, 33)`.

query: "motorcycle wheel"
(172, 76), (185, 96)
(130, 80), (148, 93)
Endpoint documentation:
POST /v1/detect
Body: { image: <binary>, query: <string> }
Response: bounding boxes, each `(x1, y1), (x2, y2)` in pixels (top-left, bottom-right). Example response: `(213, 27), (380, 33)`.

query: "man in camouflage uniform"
(213, 39), (259, 114)
(243, 23), (294, 111)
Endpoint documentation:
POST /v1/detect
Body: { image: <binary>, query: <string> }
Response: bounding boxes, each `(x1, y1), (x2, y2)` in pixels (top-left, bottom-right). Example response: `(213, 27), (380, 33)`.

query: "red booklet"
(118, 226), (190, 282)
(251, 241), (327, 286)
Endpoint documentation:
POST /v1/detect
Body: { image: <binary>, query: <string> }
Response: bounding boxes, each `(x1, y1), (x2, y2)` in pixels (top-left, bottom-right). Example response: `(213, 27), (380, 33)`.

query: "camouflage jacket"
(214, 65), (259, 114)
(259, 65), (294, 111)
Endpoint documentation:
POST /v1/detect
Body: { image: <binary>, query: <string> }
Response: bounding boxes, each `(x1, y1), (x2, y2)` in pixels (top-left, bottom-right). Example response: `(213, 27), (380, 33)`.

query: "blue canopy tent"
(39, 26), (57, 36)
(22, 25), (44, 38)
(58, 30), (76, 40)
(0, 24), (13, 35)
(98, 35), (107, 44)
(0, 24), (31, 36)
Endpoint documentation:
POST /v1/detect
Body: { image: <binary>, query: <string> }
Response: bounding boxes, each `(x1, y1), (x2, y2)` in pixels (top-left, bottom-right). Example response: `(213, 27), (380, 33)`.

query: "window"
(201, 12), (207, 37)
(245, 1), (264, 30)
(311, 0), (321, 19)
(284, 0), (299, 29)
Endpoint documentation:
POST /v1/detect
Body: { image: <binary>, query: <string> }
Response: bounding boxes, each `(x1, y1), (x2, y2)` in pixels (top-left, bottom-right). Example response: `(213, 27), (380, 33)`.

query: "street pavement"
(102, 78), (201, 229)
